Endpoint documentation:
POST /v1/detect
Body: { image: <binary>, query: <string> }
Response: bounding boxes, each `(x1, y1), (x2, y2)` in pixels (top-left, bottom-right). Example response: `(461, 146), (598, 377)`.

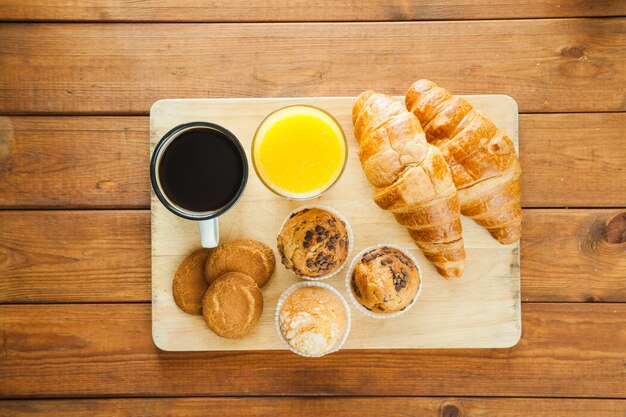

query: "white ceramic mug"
(150, 121), (248, 248)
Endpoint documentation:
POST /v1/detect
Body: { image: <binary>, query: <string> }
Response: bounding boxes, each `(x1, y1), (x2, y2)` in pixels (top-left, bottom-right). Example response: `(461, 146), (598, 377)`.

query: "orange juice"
(252, 105), (347, 199)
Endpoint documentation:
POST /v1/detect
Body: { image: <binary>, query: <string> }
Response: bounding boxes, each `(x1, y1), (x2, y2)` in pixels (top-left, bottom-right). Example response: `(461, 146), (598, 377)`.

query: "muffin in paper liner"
(275, 281), (352, 357)
(277, 205), (353, 281)
(345, 244), (423, 320)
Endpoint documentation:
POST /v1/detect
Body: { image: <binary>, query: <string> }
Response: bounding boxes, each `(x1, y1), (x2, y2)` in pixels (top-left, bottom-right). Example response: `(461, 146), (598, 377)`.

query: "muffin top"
(277, 207), (350, 278)
(279, 286), (347, 356)
(350, 246), (420, 314)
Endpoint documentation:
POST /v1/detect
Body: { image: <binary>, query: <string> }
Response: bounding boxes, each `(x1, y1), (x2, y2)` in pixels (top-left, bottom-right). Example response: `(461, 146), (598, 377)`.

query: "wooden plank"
(0, 303), (624, 397)
(1, 0), (624, 22)
(0, 211), (150, 303)
(1, 397), (624, 417)
(0, 116), (147, 208)
(520, 113), (626, 207)
(0, 20), (624, 114)
(1, 113), (625, 209)
(521, 209), (626, 302)
(1, 209), (624, 304)
(150, 95), (520, 351)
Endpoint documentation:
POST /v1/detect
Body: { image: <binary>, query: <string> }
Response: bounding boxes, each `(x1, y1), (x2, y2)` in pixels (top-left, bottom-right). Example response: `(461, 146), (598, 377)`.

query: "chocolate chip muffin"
(277, 284), (349, 357)
(349, 245), (421, 315)
(277, 207), (351, 279)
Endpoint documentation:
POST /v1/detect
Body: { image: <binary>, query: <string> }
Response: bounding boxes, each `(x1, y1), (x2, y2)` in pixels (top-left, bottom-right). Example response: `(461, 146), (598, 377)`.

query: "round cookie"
(278, 285), (348, 357)
(172, 248), (213, 315)
(350, 246), (420, 314)
(205, 239), (275, 288)
(277, 207), (350, 278)
(202, 272), (263, 339)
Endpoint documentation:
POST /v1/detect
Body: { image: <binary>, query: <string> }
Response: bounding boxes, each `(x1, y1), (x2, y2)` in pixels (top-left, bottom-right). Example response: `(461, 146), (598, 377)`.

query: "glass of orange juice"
(252, 105), (347, 199)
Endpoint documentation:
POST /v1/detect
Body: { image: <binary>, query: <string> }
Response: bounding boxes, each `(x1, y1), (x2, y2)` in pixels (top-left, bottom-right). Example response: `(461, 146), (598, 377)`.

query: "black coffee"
(158, 128), (245, 212)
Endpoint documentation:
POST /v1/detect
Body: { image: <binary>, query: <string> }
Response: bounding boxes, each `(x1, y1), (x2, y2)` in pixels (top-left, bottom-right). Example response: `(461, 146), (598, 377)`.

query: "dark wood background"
(0, 1), (625, 415)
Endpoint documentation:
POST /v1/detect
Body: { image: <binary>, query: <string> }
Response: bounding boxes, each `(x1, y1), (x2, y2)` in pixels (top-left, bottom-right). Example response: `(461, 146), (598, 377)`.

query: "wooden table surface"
(0, 1), (625, 416)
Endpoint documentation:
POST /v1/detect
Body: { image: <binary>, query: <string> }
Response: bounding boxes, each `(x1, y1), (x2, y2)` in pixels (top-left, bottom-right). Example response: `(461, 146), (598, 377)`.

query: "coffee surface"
(159, 128), (244, 212)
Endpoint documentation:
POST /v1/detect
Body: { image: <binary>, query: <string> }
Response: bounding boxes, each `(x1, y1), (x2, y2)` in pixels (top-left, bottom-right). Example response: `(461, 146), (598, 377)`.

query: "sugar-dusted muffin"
(202, 272), (263, 339)
(277, 207), (351, 279)
(277, 284), (349, 357)
(205, 238), (275, 288)
(172, 248), (213, 315)
(349, 245), (421, 315)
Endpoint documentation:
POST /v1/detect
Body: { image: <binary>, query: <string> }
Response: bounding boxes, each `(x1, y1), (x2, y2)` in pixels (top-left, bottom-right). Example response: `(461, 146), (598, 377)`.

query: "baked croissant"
(353, 91), (466, 279)
(406, 80), (522, 244)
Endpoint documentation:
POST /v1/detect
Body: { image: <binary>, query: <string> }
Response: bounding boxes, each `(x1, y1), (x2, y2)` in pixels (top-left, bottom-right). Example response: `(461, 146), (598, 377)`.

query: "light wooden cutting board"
(150, 95), (521, 351)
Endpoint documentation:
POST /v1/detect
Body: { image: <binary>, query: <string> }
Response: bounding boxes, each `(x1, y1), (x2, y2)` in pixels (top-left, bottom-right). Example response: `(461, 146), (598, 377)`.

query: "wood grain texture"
(1, 0), (624, 22)
(521, 209), (626, 302)
(150, 96), (520, 351)
(520, 113), (626, 207)
(0, 303), (624, 398)
(0, 19), (624, 114)
(0, 1), (622, 408)
(0, 211), (150, 303)
(1, 209), (623, 303)
(1, 113), (624, 209)
(0, 116), (147, 208)
(1, 397), (624, 417)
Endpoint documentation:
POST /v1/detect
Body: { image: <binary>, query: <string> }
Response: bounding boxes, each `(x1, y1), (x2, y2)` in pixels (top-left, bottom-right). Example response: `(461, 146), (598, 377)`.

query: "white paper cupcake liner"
(275, 281), (352, 358)
(345, 243), (423, 320)
(277, 204), (354, 281)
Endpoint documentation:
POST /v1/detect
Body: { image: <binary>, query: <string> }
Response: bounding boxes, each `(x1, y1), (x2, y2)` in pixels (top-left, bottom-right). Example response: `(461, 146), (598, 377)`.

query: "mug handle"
(199, 218), (219, 248)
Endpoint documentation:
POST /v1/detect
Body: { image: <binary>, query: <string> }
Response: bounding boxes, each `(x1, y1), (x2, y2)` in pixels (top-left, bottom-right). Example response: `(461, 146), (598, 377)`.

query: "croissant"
(406, 80), (522, 244)
(353, 91), (466, 279)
